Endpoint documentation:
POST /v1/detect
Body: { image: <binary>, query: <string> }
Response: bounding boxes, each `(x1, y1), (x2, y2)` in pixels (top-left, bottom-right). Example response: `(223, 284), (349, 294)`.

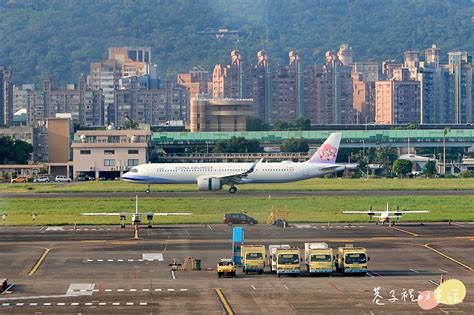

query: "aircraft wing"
(211, 158), (263, 182)
(82, 212), (192, 216)
(389, 210), (430, 214)
(82, 213), (124, 216)
(153, 212), (192, 216)
(343, 211), (381, 215)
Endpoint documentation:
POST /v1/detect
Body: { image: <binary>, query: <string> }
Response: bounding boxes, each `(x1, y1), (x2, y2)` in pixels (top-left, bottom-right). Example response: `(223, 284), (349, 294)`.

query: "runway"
(0, 223), (473, 314)
(2, 189), (474, 199)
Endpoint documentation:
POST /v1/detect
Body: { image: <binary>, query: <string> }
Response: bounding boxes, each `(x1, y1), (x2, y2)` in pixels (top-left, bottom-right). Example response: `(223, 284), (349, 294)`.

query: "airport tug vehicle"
(335, 245), (369, 275)
(241, 245), (266, 274)
(304, 242), (334, 275)
(217, 259), (236, 278)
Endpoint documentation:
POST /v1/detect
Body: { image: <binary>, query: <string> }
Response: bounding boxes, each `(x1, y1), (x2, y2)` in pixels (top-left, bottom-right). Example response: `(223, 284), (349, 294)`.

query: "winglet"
(306, 132), (342, 164)
(246, 158), (263, 174)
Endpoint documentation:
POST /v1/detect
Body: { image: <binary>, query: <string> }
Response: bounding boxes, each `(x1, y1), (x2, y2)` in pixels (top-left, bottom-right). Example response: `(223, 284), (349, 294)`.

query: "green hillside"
(0, 0), (472, 85)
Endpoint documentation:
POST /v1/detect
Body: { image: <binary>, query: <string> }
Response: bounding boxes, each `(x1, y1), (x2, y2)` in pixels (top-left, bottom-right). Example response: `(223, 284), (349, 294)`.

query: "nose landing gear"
(146, 184), (151, 194)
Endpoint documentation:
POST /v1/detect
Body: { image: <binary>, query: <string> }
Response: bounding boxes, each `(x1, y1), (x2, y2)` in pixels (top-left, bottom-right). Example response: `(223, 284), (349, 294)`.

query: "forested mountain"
(0, 0), (472, 85)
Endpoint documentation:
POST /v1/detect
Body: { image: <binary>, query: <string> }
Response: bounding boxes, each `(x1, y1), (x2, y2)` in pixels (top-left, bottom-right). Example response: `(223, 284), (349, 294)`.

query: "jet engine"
(197, 177), (222, 191)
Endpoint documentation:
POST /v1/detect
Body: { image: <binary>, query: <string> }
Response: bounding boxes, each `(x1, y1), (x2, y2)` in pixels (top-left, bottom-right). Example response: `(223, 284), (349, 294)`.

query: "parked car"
(77, 175), (89, 181)
(55, 175), (72, 183)
(34, 176), (50, 183)
(223, 213), (258, 226)
(11, 177), (27, 183)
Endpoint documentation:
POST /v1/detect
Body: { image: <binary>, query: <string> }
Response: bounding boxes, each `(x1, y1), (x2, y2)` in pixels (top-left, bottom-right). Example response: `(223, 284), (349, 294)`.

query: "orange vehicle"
(11, 177), (27, 183)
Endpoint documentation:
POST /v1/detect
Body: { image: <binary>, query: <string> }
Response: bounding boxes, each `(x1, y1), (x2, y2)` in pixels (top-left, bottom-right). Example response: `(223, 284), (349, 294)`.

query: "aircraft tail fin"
(306, 132), (342, 164)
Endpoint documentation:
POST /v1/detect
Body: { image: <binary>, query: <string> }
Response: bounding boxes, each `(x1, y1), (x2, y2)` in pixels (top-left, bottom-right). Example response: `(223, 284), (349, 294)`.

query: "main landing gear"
(146, 184), (151, 194)
(228, 186), (238, 194)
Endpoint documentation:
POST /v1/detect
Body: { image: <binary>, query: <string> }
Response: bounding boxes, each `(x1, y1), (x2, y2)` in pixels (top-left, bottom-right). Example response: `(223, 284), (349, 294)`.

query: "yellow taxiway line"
(28, 248), (51, 276)
(214, 288), (234, 315)
(390, 226), (419, 237)
(423, 243), (473, 271)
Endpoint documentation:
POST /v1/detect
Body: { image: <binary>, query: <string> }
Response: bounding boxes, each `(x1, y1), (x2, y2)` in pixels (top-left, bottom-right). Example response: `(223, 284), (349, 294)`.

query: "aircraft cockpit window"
(130, 168), (138, 173)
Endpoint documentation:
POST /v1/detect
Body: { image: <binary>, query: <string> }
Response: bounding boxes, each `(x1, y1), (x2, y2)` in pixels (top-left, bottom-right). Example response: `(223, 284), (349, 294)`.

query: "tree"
(0, 137), (33, 164)
(272, 121), (290, 131)
(280, 138), (309, 152)
(374, 146), (398, 175)
(246, 117), (269, 131)
(423, 160), (437, 176)
(212, 136), (261, 153)
(123, 119), (139, 129)
(293, 118), (311, 130)
(392, 159), (413, 177)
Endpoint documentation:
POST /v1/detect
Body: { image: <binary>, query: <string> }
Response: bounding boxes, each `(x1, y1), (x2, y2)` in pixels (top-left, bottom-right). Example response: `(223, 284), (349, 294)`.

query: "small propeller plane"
(82, 195), (192, 228)
(343, 204), (429, 225)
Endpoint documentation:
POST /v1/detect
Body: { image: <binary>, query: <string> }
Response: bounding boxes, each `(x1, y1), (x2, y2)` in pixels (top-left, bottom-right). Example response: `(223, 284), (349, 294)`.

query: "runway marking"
(155, 289), (162, 292)
(142, 288), (149, 292)
(104, 289), (112, 292)
(455, 236), (474, 239)
(81, 240), (106, 243)
(171, 270), (176, 280)
(180, 289), (188, 291)
(140, 302), (147, 305)
(117, 289), (124, 292)
(429, 280), (440, 286)
(129, 289), (137, 292)
(410, 269), (419, 273)
(28, 248), (51, 276)
(438, 268), (448, 273)
(207, 224), (213, 230)
(366, 272), (375, 278)
(328, 282), (342, 292)
(142, 253), (164, 261)
(71, 302), (79, 306)
(98, 302), (106, 306)
(214, 288), (234, 315)
(168, 289), (175, 291)
(251, 285), (257, 290)
(29, 303), (37, 306)
(450, 222), (465, 227)
(126, 302), (134, 306)
(1, 303), (9, 306)
(57, 302), (65, 306)
(283, 285), (289, 290)
(44, 302), (51, 306)
(15, 303), (24, 306)
(390, 226), (419, 237)
(112, 302), (120, 306)
(423, 243), (473, 271)
(84, 302), (93, 306)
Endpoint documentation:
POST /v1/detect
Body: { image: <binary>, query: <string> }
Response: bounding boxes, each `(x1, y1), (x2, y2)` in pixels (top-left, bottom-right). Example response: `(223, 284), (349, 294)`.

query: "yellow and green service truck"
(241, 245), (266, 274)
(336, 245), (369, 275)
(304, 242), (334, 275)
(275, 247), (301, 277)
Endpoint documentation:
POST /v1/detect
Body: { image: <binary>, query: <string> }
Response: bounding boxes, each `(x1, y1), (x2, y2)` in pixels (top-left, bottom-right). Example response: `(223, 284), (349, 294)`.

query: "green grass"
(1, 178), (474, 193)
(1, 195), (473, 225)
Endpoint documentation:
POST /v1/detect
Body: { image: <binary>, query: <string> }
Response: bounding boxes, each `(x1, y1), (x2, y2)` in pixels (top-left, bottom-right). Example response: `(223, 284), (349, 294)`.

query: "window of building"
(128, 159), (139, 166)
(104, 159), (115, 166)
(128, 149), (139, 155)
(104, 150), (115, 155)
(80, 150), (91, 155)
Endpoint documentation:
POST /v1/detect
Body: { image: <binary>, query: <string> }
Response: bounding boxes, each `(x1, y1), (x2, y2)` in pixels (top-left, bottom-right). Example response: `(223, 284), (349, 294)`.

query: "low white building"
(72, 129), (151, 180)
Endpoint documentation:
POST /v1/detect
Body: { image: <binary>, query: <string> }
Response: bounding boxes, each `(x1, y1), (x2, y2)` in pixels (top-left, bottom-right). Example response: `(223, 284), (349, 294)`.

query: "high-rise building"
(376, 68), (421, 124)
(114, 78), (187, 127)
(352, 62), (379, 82)
(313, 51), (354, 124)
(352, 73), (376, 124)
(1, 66), (13, 126)
(89, 46), (157, 124)
(177, 66), (211, 99)
(29, 76), (103, 127)
(337, 44), (353, 66)
(448, 52), (473, 124)
(382, 60), (403, 80)
(212, 50), (244, 99)
(190, 95), (254, 132)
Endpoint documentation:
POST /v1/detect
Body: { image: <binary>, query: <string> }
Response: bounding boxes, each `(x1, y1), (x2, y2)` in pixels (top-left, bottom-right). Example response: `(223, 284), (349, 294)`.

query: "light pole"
(443, 127), (450, 175)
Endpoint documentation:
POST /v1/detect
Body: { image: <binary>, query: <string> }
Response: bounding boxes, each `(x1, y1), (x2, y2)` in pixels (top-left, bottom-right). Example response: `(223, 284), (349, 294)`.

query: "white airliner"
(122, 132), (344, 193)
(343, 204), (429, 225)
